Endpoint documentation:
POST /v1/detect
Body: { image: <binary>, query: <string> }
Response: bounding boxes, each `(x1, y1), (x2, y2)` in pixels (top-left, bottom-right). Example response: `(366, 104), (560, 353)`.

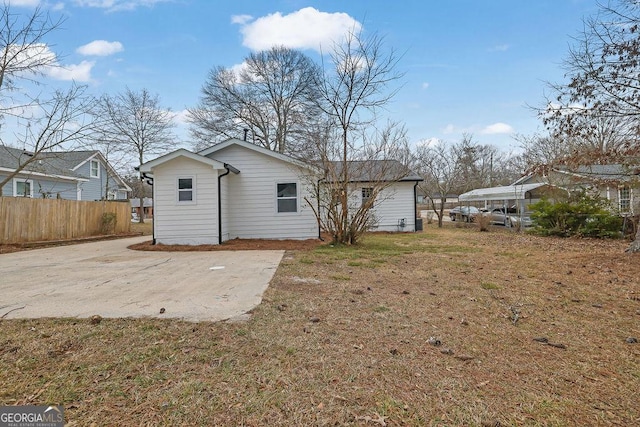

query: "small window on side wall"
(15, 179), (32, 197)
(362, 187), (374, 207)
(178, 177), (194, 202)
(90, 159), (99, 178)
(619, 185), (631, 213)
(277, 183), (297, 213)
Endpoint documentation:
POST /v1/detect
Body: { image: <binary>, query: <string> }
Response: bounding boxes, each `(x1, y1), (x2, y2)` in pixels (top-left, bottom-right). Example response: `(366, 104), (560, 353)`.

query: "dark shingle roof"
(0, 146), (95, 179)
(327, 160), (422, 182)
(571, 164), (640, 182)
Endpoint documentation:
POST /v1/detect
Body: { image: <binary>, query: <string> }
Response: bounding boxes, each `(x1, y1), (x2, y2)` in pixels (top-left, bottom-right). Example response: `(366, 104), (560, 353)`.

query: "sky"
(6, 0), (602, 155)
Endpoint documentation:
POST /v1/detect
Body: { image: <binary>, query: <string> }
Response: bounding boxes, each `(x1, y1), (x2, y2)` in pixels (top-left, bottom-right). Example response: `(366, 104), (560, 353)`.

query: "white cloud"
(442, 124), (456, 134)
(1, 43), (94, 82)
(480, 122), (514, 135)
(52, 3), (65, 11)
(230, 61), (248, 75)
(416, 137), (440, 148)
(171, 109), (191, 125)
(2, 43), (56, 71)
(231, 14), (253, 25)
(77, 40), (124, 56)
(421, 82), (429, 90)
(73, 0), (171, 12)
(47, 60), (95, 82)
(236, 7), (361, 52)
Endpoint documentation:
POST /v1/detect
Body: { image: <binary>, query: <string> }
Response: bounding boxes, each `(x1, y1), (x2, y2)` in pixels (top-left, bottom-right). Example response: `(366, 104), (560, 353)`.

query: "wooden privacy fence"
(0, 197), (131, 244)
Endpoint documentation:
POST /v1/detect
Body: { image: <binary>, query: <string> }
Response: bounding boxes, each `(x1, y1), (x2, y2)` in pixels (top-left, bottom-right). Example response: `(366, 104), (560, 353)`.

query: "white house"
(140, 139), (422, 245)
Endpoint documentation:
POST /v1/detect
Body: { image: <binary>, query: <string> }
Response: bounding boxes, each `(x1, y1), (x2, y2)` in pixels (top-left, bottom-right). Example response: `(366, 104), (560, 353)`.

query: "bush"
(101, 212), (118, 234)
(476, 212), (491, 232)
(530, 192), (623, 239)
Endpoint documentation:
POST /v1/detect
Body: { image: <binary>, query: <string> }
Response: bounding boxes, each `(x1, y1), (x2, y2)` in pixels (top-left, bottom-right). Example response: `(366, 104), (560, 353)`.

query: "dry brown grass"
(1, 225), (639, 426)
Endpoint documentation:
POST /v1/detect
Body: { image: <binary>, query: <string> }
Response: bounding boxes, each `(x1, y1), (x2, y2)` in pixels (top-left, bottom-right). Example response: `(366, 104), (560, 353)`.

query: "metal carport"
(458, 183), (551, 203)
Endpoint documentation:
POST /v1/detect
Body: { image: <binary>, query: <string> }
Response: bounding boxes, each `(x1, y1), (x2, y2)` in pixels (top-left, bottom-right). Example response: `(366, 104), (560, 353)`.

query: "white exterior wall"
(356, 181), (418, 232)
(153, 157), (219, 245)
(219, 170), (230, 242)
(205, 145), (318, 241)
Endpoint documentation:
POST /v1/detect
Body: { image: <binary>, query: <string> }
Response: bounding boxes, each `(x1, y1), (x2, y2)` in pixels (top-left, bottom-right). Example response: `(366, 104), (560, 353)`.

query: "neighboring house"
(140, 138), (422, 245)
(130, 197), (154, 219)
(514, 164), (639, 215)
(424, 193), (459, 208)
(459, 164), (639, 215)
(0, 146), (131, 200)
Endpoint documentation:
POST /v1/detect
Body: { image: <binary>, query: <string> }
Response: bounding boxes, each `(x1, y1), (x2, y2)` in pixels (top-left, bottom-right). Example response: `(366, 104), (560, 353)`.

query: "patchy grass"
(129, 219), (153, 236)
(1, 226), (639, 425)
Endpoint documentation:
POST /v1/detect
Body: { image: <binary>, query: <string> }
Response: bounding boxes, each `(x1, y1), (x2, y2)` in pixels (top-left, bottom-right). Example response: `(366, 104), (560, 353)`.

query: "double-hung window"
(619, 185), (631, 213)
(178, 177), (194, 203)
(277, 183), (297, 213)
(90, 159), (99, 178)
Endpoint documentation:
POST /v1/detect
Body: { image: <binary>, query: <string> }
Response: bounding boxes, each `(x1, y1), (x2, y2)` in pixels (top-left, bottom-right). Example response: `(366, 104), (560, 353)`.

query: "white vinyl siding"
(153, 157), (219, 245)
(358, 181), (417, 232)
(204, 145), (318, 241)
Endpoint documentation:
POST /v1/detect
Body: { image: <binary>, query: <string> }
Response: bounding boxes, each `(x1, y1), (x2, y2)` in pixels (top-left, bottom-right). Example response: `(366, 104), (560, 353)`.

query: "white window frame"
(619, 185), (632, 213)
(90, 159), (100, 178)
(362, 187), (374, 207)
(276, 182), (298, 213)
(13, 178), (33, 198)
(177, 176), (196, 204)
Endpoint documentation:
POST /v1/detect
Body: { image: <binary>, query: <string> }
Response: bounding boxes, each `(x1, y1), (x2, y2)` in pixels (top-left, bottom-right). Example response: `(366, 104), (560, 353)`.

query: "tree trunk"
(627, 218), (640, 252)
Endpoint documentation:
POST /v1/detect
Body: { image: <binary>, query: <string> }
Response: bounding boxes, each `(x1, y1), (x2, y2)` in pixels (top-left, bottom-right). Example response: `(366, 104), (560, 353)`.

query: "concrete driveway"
(0, 236), (284, 322)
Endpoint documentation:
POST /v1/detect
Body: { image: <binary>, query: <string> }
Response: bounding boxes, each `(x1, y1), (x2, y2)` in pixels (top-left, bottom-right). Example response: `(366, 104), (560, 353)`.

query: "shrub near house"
(530, 192), (623, 238)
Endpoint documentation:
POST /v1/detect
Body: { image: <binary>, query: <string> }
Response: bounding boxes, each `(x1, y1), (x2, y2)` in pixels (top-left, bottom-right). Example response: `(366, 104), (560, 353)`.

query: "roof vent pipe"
(243, 129), (249, 141)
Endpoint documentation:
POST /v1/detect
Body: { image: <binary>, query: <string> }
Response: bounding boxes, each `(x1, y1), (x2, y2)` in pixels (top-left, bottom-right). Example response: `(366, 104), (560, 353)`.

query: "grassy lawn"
(1, 226), (639, 425)
(130, 219), (153, 236)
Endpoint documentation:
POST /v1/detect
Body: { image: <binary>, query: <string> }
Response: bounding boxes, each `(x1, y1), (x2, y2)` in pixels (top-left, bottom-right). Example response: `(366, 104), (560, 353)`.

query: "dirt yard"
(1, 225), (638, 426)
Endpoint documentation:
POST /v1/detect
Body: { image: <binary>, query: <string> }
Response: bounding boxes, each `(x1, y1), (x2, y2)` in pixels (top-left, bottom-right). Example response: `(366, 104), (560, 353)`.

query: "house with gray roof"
(0, 146), (131, 200)
(460, 164), (640, 215)
(140, 138), (422, 245)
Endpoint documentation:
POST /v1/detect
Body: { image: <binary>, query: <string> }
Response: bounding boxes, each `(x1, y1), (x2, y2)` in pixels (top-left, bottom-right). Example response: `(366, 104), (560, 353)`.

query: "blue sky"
(9, 0), (600, 154)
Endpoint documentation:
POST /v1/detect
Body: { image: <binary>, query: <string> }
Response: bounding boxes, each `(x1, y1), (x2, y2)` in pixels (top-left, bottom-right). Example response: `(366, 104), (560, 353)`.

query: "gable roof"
(561, 164), (640, 182)
(328, 160), (423, 182)
(0, 146), (86, 181)
(198, 138), (320, 172)
(0, 146), (131, 190)
(139, 148), (228, 173)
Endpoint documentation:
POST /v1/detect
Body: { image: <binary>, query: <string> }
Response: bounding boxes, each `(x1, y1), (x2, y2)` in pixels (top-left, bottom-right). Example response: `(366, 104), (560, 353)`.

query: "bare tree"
(0, 3), (94, 195)
(416, 141), (463, 227)
(0, 84), (96, 196)
(305, 122), (416, 243)
(307, 30), (406, 245)
(96, 88), (175, 222)
(543, 0), (640, 251)
(0, 3), (61, 114)
(189, 46), (321, 154)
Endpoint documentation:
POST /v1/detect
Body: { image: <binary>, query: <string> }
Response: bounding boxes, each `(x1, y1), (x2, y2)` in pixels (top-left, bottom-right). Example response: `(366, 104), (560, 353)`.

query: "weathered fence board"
(0, 197), (131, 244)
